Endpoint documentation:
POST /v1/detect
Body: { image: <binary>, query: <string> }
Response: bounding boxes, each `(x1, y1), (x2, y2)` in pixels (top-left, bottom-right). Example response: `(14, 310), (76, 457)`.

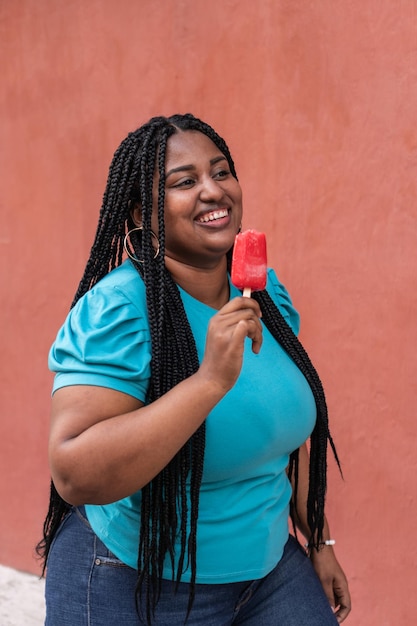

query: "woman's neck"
(165, 256), (230, 310)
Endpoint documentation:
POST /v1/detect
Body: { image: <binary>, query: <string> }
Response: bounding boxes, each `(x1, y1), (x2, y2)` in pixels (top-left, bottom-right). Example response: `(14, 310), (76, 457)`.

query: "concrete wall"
(1, 2), (416, 623)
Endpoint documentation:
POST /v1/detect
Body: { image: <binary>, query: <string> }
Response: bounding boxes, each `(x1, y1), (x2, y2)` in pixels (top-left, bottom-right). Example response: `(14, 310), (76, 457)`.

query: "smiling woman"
(36, 113), (351, 626)
(133, 130), (243, 284)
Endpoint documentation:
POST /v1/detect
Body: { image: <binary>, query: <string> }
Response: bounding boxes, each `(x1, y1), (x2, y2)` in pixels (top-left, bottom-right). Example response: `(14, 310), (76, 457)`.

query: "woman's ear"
(131, 205), (143, 228)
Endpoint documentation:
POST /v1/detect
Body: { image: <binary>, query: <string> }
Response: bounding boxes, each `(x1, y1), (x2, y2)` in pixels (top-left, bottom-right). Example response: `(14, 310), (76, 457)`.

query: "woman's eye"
(174, 178), (195, 188)
(214, 169), (230, 179)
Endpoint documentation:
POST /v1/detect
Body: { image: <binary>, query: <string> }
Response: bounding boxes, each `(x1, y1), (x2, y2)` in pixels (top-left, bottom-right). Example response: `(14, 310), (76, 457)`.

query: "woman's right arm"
(49, 296), (263, 506)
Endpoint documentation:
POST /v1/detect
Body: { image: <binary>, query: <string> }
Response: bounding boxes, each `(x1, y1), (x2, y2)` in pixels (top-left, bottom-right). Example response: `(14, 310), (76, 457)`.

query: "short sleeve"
(266, 268), (300, 335)
(49, 282), (151, 402)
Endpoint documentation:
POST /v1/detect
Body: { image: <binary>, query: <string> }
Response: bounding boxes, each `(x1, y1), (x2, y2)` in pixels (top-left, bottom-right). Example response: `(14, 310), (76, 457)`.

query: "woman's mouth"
(196, 208), (229, 223)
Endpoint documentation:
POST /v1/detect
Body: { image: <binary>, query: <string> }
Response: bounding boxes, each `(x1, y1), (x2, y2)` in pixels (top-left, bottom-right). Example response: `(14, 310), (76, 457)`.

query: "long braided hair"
(37, 113), (339, 623)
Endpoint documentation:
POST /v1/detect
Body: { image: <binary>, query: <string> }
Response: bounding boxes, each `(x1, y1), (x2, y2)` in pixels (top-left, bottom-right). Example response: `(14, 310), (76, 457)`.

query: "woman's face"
(153, 130), (243, 269)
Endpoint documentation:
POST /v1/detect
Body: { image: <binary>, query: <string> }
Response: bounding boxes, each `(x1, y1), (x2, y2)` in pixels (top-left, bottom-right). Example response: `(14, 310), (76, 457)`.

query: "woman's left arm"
(291, 443), (352, 623)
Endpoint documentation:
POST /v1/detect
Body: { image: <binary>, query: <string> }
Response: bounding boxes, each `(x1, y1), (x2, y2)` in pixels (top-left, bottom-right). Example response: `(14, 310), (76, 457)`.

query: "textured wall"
(1, 2), (416, 623)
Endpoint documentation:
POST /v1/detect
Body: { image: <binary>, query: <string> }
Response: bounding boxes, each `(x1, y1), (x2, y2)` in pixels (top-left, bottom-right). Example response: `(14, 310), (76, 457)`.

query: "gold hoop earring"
(123, 227), (160, 263)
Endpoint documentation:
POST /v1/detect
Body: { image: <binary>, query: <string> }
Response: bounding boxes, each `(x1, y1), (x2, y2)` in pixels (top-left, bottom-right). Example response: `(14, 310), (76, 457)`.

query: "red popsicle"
(231, 229), (267, 297)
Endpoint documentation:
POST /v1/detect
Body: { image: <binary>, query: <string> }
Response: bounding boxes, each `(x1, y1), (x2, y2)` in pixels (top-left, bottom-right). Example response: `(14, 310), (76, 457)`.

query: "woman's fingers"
(200, 297), (263, 390)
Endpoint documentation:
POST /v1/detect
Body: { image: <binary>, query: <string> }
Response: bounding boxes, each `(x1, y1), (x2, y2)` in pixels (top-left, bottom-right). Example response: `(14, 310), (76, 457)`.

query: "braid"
(135, 123), (206, 617)
(252, 289), (341, 548)
(37, 113), (339, 625)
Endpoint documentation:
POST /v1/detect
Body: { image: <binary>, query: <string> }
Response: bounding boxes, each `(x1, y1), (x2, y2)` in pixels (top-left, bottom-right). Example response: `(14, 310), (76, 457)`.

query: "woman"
(38, 113), (351, 625)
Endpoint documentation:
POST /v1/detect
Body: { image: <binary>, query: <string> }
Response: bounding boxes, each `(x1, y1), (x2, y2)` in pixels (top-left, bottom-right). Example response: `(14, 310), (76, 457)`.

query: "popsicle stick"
(243, 287), (252, 297)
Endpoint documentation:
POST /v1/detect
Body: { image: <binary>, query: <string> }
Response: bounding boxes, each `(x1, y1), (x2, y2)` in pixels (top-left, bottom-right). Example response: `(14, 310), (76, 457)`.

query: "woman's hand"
(309, 547), (351, 622)
(289, 443), (351, 622)
(198, 296), (263, 393)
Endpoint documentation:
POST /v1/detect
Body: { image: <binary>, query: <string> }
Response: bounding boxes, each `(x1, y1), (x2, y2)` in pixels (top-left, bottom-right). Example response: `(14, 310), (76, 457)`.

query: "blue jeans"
(45, 506), (338, 625)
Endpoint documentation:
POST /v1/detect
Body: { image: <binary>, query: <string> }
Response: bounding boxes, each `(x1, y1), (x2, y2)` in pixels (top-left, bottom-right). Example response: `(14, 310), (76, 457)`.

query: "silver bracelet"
(305, 539), (336, 549)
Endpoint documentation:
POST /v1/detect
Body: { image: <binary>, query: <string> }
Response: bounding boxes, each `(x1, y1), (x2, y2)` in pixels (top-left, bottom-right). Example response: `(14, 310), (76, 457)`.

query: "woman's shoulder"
(66, 260), (148, 335)
(50, 261), (151, 400)
(88, 260), (145, 309)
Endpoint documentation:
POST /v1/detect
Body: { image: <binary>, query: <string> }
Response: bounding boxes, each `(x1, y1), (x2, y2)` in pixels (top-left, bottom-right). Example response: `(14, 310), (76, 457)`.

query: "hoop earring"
(123, 227), (160, 263)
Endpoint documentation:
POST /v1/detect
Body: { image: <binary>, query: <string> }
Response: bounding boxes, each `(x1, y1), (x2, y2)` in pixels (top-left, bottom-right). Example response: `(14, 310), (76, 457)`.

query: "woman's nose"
(199, 176), (224, 201)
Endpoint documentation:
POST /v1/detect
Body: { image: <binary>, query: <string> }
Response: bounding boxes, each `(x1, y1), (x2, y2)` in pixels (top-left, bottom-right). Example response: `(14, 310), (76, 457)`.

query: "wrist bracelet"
(305, 539), (336, 550)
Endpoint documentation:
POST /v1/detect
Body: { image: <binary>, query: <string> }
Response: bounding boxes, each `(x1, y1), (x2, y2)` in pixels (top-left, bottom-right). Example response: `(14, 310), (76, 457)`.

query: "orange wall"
(1, 2), (416, 623)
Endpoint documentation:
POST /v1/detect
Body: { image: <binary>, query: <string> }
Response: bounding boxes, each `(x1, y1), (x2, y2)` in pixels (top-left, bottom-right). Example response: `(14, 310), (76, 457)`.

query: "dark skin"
(49, 130), (351, 621)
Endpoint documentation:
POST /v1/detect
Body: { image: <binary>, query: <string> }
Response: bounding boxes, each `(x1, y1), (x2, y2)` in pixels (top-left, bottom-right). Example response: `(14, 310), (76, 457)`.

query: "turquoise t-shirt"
(49, 260), (316, 583)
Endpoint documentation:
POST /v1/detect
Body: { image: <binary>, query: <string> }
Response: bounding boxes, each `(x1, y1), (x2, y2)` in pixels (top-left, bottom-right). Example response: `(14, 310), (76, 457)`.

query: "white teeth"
(198, 209), (228, 223)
